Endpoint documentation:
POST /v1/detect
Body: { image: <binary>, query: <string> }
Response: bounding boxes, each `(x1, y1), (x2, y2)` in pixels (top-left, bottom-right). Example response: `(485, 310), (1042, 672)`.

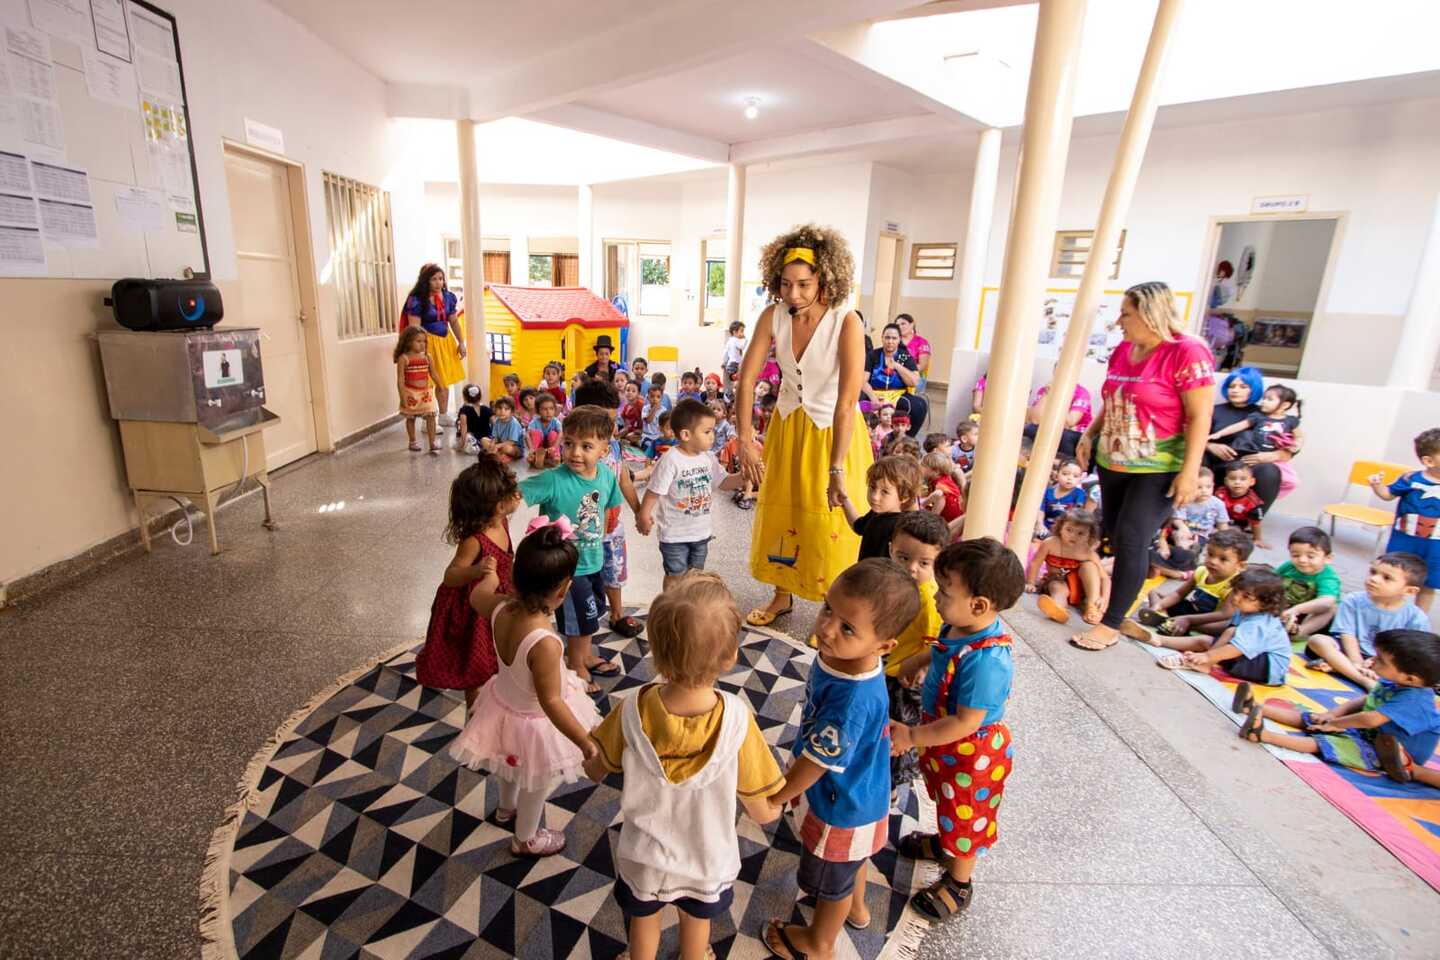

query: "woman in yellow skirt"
(736, 225), (872, 625)
(403, 264), (467, 443)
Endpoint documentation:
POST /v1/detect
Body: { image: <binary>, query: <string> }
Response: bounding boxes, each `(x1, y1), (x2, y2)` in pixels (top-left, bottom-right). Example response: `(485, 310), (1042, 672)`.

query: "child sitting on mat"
(1144, 567), (1292, 685)
(891, 538), (1025, 922)
(1027, 508), (1109, 625)
(1236, 628), (1440, 784)
(1304, 552), (1431, 692)
(1137, 528), (1252, 638)
(585, 573), (782, 960)
(1275, 526), (1341, 643)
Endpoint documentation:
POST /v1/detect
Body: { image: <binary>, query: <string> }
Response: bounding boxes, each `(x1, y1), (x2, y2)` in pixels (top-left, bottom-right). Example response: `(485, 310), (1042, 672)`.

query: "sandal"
(746, 601), (794, 627)
(1374, 733), (1413, 783)
(587, 658), (621, 677)
(846, 910), (871, 931)
(493, 806), (516, 824)
(511, 827), (566, 857)
(910, 874), (973, 921)
(1069, 626), (1119, 651)
(1230, 682), (1255, 715)
(1118, 620), (1155, 642)
(1157, 654), (1206, 673)
(608, 616), (644, 639)
(1082, 600), (1104, 625)
(763, 919), (809, 960)
(1135, 606), (1168, 628)
(1036, 594), (1069, 624)
(407, 440), (422, 452)
(1238, 702), (1264, 742)
(897, 831), (947, 863)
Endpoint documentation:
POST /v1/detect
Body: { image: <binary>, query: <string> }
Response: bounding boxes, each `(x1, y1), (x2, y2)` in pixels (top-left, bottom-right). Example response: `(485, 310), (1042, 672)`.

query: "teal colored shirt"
(1274, 561), (1342, 604)
(519, 464), (622, 576)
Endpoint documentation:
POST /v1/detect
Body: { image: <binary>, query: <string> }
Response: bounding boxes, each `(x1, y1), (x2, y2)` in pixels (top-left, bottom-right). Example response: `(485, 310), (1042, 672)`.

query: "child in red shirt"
(920, 452), (965, 524)
(1218, 463), (1266, 548)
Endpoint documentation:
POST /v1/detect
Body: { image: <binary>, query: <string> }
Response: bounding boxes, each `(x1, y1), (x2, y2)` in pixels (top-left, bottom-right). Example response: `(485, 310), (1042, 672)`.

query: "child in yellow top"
(585, 572), (782, 960)
(886, 510), (947, 796)
(1136, 528), (1253, 638)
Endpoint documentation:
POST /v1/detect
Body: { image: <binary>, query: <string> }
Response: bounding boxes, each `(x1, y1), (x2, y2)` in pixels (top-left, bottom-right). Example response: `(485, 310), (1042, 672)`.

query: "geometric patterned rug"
(200, 621), (938, 959)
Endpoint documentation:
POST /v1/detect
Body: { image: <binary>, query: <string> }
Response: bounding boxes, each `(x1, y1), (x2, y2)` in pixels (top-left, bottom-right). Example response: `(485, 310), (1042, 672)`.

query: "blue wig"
(1220, 366), (1265, 407)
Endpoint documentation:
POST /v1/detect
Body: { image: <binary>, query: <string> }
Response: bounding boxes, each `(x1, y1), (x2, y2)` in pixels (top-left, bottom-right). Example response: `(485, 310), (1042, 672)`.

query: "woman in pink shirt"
(897, 313), (931, 390)
(1023, 365), (1094, 456)
(1071, 282), (1216, 651)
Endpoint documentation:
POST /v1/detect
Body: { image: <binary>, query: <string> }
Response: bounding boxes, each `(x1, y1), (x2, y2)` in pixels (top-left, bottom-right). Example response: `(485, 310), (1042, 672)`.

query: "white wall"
(1250, 219), (1337, 313)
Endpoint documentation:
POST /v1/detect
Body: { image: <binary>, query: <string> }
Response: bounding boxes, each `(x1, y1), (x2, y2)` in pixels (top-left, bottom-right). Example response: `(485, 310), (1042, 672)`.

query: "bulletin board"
(974, 285), (1194, 365)
(0, 0), (207, 279)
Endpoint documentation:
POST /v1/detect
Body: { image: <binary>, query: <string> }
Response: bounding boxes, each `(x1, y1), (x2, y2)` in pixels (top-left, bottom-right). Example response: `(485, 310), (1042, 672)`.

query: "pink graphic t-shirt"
(1096, 336), (1214, 474)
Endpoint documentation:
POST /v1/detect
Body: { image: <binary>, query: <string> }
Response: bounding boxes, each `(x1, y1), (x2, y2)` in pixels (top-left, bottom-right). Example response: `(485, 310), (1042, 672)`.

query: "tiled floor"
(0, 424), (1435, 958)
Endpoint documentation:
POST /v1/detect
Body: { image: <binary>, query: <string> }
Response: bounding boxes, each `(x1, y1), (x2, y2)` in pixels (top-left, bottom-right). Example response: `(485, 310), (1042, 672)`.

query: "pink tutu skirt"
(448, 670), (601, 793)
(1275, 457), (1299, 497)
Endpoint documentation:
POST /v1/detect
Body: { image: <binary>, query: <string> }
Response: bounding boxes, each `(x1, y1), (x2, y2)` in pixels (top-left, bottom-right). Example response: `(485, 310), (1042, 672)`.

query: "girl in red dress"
(416, 455), (522, 711)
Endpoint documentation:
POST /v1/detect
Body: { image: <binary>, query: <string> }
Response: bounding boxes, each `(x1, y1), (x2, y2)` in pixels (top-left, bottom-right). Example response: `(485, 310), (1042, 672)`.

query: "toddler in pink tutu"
(449, 518), (602, 857)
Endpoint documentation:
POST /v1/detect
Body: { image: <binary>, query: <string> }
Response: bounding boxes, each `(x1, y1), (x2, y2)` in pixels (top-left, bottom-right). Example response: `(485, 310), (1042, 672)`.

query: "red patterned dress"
(416, 526), (513, 690)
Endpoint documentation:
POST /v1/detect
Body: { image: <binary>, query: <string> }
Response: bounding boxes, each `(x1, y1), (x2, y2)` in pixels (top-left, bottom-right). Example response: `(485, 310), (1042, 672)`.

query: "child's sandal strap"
(911, 875), (972, 921)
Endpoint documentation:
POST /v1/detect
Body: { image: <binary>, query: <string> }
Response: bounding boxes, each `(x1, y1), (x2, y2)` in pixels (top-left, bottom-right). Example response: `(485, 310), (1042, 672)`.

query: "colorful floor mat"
(1134, 641), (1440, 891)
(201, 623), (938, 959)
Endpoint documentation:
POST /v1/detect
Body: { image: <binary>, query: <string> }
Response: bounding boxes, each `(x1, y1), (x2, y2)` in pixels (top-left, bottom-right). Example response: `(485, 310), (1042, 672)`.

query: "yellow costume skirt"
(425, 316), (466, 390)
(748, 407), (873, 602)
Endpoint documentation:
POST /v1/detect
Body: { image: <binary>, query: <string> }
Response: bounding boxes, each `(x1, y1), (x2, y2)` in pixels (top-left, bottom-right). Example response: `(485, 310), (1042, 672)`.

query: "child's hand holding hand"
(899, 666), (927, 690)
(889, 723), (915, 755)
(1024, 582), (1038, 594)
(581, 748), (608, 783)
(636, 513), (653, 536)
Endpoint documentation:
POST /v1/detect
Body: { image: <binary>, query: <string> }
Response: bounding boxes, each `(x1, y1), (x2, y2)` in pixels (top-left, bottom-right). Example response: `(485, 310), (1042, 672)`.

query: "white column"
(964, 0), (1088, 544)
(456, 118), (486, 381)
(1388, 192), (1440, 391)
(1008, 0), (1188, 557)
(723, 162), (747, 332)
(944, 126), (1003, 433)
(577, 183), (595, 291)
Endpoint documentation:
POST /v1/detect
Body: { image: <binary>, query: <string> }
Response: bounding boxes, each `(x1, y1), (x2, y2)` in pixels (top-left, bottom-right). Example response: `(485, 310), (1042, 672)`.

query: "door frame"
(872, 230), (905, 325)
(221, 139), (332, 453)
(1191, 211), (1347, 379)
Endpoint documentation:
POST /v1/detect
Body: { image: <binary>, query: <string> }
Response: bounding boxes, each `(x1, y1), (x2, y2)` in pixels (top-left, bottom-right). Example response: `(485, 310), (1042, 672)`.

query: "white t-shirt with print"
(648, 448), (725, 544)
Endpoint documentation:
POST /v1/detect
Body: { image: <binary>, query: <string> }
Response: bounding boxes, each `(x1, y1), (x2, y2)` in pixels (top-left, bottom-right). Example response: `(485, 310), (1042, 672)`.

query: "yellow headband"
(782, 247), (816, 267)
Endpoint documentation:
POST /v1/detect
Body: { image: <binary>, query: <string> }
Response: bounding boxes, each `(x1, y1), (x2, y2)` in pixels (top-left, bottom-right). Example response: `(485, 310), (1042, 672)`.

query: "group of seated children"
(417, 368), (1031, 956)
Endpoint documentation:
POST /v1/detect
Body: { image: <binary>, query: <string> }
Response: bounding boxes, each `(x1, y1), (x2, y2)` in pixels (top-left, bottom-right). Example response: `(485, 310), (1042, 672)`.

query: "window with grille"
(1051, 229), (1125, 280)
(487, 332), (513, 364)
(323, 172), (397, 339)
(909, 243), (957, 280)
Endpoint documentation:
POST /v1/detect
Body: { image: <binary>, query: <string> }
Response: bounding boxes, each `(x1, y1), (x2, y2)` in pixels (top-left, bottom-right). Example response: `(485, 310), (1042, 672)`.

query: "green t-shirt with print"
(519, 464), (622, 576)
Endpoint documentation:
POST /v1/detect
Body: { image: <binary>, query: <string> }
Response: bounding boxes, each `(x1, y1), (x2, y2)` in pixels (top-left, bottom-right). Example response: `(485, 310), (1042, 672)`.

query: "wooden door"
(223, 147), (317, 468)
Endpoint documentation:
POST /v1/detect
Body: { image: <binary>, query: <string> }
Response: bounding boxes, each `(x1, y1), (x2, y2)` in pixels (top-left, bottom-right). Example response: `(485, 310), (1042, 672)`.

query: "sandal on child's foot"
(1036, 594), (1070, 624)
(911, 875), (973, 921)
(897, 831), (947, 863)
(493, 807), (516, 824)
(1238, 702), (1265, 742)
(511, 827), (565, 857)
(408, 440), (422, 452)
(1135, 606), (1168, 628)
(762, 919), (809, 960)
(608, 616), (644, 639)
(1230, 682), (1255, 715)
(1375, 733), (1414, 783)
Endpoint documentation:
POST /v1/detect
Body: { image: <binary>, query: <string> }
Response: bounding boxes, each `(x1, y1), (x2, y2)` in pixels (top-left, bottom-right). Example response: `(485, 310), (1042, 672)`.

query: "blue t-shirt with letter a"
(795, 658), (890, 830)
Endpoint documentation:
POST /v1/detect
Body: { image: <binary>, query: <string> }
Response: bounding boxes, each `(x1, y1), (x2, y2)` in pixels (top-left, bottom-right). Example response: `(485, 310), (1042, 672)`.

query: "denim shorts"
(797, 849), (866, 901)
(602, 535), (628, 588)
(556, 570), (608, 637)
(658, 537), (711, 576)
(613, 875), (733, 920)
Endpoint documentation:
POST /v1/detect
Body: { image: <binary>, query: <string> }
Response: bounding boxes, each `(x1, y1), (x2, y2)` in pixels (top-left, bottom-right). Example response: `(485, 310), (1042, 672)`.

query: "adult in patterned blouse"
(1072, 281), (1216, 651)
(403, 264), (466, 423)
(736, 224), (872, 626)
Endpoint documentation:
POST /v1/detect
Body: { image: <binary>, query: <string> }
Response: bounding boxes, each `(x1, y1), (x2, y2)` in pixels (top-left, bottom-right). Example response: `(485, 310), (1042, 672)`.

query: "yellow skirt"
(426, 316), (466, 390)
(748, 407), (873, 601)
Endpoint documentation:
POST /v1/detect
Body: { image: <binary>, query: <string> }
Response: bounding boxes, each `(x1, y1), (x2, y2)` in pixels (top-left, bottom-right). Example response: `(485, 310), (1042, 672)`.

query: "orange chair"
(1316, 460), (1410, 555)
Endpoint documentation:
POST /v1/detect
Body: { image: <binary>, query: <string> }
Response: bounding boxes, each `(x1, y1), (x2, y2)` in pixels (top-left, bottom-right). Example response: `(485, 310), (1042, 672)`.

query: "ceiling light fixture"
(743, 97), (760, 120)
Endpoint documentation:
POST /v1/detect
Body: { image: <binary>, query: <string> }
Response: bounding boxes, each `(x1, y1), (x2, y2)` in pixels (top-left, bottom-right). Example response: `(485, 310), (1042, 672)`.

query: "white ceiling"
(577, 41), (928, 144)
(270, 0), (660, 86)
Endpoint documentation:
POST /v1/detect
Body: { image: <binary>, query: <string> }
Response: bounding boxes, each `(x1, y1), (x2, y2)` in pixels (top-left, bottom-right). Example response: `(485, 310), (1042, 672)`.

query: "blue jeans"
(658, 538), (711, 575)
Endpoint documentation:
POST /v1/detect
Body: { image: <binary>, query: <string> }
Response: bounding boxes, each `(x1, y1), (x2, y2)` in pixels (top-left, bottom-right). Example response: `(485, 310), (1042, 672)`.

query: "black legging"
(1097, 468), (1176, 629)
(1023, 422), (1082, 457)
(896, 392), (929, 436)
(1208, 457), (1283, 513)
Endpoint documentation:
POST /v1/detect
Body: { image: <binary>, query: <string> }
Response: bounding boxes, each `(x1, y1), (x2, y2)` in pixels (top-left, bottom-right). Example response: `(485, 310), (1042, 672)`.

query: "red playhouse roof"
(486, 284), (630, 330)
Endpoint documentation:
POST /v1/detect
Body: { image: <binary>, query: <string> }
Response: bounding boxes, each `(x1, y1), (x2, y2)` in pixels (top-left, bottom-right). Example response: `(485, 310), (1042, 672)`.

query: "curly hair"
(758, 223), (855, 307)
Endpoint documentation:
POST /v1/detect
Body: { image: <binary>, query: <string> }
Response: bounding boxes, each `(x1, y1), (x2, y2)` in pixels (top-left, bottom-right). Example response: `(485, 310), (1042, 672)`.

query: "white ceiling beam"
(795, 29), (981, 125)
(455, 0), (921, 122)
(729, 114), (966, 165)
(386, 83), (471, 120)
(526, 104), (730, 164)
(873, 0), (1036, 22)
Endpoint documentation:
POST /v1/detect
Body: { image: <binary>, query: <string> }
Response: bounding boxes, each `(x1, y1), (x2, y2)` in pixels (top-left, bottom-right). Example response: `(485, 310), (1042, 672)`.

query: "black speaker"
(106, 278), (224, 331)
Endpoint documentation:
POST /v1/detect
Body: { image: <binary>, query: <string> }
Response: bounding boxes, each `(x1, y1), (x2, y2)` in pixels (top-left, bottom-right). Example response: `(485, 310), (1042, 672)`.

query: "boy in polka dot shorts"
(890, 537), (1025, 921)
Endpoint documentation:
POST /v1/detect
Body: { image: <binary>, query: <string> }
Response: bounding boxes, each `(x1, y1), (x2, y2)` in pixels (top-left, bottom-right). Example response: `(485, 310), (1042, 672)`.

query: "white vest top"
(615, 688), (748, 903)
(773, 306), (848, 430)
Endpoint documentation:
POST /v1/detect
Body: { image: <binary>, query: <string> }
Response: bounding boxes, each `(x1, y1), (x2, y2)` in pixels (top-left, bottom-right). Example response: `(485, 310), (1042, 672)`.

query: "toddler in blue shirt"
(1306, 552), (1430, 692)
(1147, 568), (1292, 686)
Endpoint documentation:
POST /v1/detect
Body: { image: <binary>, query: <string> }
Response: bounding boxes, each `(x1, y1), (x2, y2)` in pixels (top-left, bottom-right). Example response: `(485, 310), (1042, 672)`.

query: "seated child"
(885, 511), (948, 797)
(837, 455), (923, 561)
(502, 372), (521, 407)
(650, 371), (673, 411)
(516, 387), (538, 429)
(923, 432), (954, 459)
(756, 392), (778, 439)
(482, 396), (524, 463)
(1236, 628), (1440, 784)
(648, 412), (677, 460)
(1305, 552), (1431, 691)
(640, 385), (666, 452)
(1146, 567), (1292, 685)
(891, 538), (1025, 921)
(540, 362), (568, 410)
(1275, 526), (1340, 641)
(871, 403), (896, 456)
(1369, 427), (1440, 612)
(881, 431), (920, 461)
(1027, 508), (1109, 625)
(762, 559), (921, 960)
(455, 383), (491, 454)
(708, 399), (734, 455)
(719, 405), (757, 511)
(585, 573), (782, 960)
(952, 420), (978, 472)
(1137, 528), (1253, 637)
(920, 452), (965, 525)
(702, 372), (723, 404)
(620, 382), (644, 446)
(676, 370), (705, 404)
(1037, 458), (1087, 536)
(1150, 466), (1226, 577)
(1217, 463), (1267, 549)
(525, 393), (564, 469)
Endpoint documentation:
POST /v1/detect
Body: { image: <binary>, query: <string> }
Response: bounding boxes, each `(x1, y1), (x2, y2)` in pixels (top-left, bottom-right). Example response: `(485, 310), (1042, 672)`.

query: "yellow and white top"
(773, 306), (848, 430)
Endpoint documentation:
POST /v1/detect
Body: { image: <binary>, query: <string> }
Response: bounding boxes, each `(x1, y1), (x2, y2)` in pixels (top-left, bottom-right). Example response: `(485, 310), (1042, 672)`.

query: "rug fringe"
(197, 638), (422, 960)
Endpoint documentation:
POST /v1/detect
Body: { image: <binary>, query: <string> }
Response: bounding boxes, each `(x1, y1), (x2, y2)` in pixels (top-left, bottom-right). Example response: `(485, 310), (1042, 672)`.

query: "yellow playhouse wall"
(481, 288), (625, 400)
